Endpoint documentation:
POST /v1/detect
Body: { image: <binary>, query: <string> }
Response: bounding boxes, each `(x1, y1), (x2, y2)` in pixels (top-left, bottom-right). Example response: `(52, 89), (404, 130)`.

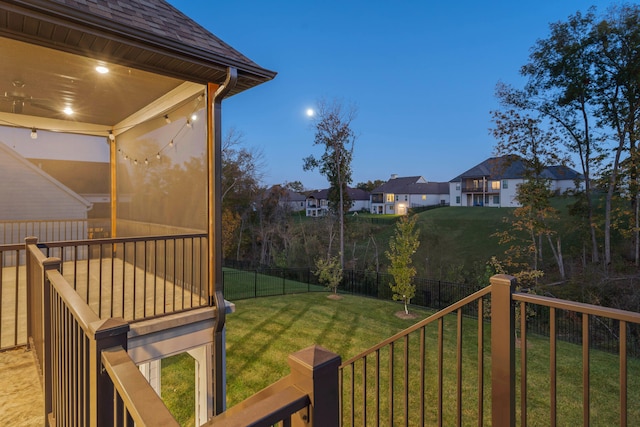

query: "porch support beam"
(207, 67), (237, 415)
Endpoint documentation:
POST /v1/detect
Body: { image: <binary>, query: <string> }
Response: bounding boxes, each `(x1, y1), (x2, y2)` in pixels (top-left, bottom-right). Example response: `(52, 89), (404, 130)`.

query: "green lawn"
(162, 292), (640, 426)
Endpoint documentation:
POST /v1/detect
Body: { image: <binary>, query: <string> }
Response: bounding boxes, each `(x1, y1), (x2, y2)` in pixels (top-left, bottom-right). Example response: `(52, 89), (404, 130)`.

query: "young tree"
(386, 215), (420, 315)
(303, 99), (357, 268)
(314, 255), (343, 295)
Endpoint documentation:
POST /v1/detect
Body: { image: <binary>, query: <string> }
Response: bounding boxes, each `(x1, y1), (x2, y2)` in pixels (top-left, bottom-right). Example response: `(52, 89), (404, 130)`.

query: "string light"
(30, 128), (37, 139)
(109, 91), (205, 167)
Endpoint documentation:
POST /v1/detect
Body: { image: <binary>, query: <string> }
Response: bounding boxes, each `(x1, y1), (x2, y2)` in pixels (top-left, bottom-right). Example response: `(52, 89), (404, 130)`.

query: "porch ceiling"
(0, 0), (275, 132)
(0, 36), (185, 127)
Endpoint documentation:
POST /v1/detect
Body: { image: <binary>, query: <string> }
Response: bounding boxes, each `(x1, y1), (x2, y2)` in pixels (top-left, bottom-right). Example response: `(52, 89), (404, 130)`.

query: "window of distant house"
(491, 181), (500, 190)
(395, 195), (399, 201)
(456, 183), (460, 190)
(421, 195), (426, 200)
(386, 194), (394, 203)
(404, 195), (408, 201)
(502, 180), (508, 189)
(485, 195), (490, 204)
(493, 195), (500, 204)
(456, 196), (460, 204)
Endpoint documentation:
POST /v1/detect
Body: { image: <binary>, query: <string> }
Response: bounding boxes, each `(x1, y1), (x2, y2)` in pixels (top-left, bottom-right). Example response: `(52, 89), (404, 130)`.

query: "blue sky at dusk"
(167, 0), (620, 190)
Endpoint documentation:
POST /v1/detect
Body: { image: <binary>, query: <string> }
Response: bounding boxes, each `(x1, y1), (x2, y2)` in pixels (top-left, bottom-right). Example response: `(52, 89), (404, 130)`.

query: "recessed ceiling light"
(63, 107), (74, 115)
(95, 65), (109, 74)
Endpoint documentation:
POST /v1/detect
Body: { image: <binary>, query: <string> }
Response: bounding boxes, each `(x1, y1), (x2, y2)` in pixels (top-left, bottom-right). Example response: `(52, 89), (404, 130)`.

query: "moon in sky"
(305, 108), (314, 117)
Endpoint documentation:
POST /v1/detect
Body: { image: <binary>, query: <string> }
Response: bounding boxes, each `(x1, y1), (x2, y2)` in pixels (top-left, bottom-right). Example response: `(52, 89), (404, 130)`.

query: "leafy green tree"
(356, 179), (385, 192)
(386, 215), (420, 315)
(313, 255), (343, 295)
(490, 110), (567, 278)
(505, 4), (640, 267)
(303, 99), (357, 268)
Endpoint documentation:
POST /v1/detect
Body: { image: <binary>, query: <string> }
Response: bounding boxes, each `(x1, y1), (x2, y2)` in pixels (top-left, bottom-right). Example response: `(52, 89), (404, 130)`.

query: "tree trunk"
(546, 234), (565, 279)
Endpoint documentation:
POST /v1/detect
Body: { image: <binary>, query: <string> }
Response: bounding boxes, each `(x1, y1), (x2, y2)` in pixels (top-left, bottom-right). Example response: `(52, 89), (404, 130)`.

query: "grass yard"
(162, 292), (640, 426)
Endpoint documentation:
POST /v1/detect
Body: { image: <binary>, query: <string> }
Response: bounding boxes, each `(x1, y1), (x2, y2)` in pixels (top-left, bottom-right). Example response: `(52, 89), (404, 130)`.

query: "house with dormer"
(449, 155), (583, 208)
(370, 175), (450, 215)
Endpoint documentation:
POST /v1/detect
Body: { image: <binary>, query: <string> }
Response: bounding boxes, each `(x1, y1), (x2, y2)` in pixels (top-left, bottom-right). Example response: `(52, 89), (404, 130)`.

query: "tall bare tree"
(303, 99), (357, 268)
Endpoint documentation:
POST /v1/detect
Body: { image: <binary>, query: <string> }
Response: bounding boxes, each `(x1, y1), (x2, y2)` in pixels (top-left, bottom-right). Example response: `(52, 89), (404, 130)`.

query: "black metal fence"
(221, 263), (480, 314)
(222, 261), (639, 357)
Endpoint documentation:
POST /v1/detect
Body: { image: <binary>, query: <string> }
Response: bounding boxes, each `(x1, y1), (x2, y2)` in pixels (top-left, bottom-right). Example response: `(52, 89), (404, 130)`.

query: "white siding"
(0, 144), (90, 220)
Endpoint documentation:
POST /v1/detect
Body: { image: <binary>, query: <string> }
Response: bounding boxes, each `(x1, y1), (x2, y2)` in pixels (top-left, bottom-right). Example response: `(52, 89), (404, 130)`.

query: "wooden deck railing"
(205, 345), (341, 427)
(26, 243), (179, 426)
(339, 274), (640, 426)
(0, 218), (111, 245)
(33, 234), (209, 321)
(12, 232), (640, 426)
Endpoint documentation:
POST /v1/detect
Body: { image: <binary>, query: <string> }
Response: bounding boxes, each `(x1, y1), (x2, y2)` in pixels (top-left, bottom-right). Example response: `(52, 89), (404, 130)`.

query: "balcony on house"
(461, 178), (501, 194)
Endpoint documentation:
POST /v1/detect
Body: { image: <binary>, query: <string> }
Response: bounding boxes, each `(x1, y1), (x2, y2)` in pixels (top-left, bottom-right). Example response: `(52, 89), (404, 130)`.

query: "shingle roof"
(47, 0), (257, 67)
(1, 0), (276, 92)
(307, 187), (370, 201)
(373, 176), (449, 195)
(449, 155), (583, 182)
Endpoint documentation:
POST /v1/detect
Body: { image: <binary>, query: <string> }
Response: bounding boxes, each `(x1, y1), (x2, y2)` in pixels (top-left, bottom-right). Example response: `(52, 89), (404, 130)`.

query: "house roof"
(449, 155), (583, 182)
(0, 141), (92, 209)
(0, 0), (276, 127)
(28, 159), (110, 195)
(372, 176), (449, 195)
(306, 187), (370, 201)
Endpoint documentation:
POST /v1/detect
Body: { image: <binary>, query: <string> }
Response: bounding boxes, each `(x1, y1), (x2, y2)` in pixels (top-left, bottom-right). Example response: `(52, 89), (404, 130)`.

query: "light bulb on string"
(156, 153), (161, 160)
(30, 128), (37, 139)
(186, 119), (192, 129)
(169, 139), (174, 148)
(145, 158), (149, 165)
(108, 130), (115, 141)
(134, 159), (138, 165)
(164, 115), (171, 124)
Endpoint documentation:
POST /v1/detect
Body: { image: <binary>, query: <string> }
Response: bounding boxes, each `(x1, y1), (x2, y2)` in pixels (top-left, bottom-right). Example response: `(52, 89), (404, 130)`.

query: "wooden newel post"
(90, 318), (129, 427)
(490, 274), (516, 427)
(288, 345), (341, 427)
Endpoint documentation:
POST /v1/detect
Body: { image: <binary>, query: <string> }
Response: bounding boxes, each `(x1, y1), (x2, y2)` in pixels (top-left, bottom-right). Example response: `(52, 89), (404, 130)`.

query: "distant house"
(449, 155), (583, 208)
(305, 187), (370, 217)
(259, 185), (306, 212)
(370, 175), (450, 215)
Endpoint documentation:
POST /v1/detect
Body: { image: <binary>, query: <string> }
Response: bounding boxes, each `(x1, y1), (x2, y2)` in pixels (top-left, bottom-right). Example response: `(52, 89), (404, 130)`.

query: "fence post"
(90, 317), (130, 427)
(254, 270), (258, 298)
(490, 274), (516, 427)
(288, 345), (341, 427)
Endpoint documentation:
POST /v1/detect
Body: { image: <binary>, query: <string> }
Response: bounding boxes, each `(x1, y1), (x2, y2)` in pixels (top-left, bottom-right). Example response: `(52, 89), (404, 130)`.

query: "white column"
(138, 359), (162, 396)
(188, 343), (214, 426)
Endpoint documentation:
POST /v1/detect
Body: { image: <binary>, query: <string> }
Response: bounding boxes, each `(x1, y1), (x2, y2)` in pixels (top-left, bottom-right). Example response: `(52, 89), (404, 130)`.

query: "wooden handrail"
(208, 378), (310, 427)
(206, 345), (340, 427)
(101, 347), (179, 427)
